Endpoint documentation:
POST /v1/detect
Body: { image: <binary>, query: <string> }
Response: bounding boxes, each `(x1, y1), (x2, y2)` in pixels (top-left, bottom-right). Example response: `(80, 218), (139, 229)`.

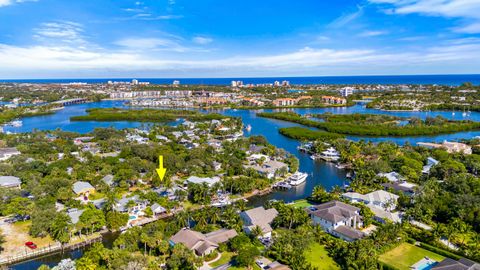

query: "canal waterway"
(7, 100), (480, 269)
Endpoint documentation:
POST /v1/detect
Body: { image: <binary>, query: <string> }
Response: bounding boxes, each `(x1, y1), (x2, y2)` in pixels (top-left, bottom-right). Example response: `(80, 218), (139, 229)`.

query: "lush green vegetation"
(379, 243), (445, 270)
(279, 127), (345, 141)
(70, 108), (227, 122)
(0, 105), (57, 124)
(258, 111), (480, 136)
(304, 242), (339, 270)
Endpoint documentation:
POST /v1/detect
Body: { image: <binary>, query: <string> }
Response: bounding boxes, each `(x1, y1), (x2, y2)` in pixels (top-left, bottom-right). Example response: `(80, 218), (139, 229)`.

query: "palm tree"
(140, 233), (149, 255)
(209, 207), (221, 224)
(251, 225), (263, 238)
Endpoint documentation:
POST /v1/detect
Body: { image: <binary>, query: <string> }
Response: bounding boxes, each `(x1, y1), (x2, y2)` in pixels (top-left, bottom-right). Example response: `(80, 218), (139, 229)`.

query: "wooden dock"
(0, 235), (102, 267)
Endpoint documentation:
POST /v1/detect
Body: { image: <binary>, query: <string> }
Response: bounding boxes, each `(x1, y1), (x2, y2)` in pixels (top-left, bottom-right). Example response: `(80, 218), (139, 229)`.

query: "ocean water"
(1, 74), (480, 86)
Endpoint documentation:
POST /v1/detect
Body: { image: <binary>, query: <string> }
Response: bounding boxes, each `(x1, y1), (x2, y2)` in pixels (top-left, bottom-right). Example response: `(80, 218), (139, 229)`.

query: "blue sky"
(0, 0), (480, 78)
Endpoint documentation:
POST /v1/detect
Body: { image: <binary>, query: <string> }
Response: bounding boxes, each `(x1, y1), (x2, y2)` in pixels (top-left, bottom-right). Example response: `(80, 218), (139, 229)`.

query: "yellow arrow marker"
(156, 155), (167, 181)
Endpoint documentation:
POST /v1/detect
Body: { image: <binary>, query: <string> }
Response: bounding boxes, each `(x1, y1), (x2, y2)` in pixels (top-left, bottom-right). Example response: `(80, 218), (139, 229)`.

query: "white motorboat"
(245, 124), (252, 131)
(319, 147), (340, 162)
(10, 120), (22, 127)
(288, 172), (308, 186)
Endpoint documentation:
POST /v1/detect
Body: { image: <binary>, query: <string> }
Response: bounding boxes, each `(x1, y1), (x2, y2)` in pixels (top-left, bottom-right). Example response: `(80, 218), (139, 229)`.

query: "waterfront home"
(72, 181), (95, 196)
(150, 203), (167, 215)
(431, 258), (480, 270)
(240, 206), (279, 238)
(321, 96), (347, 105)
(306, 201), (364, 242)
(169, 228), (238, 256)
(422, 157), (440, 174)
(66, 208), (84, 225)
(244, 160), (288, 179)
(114, 195), (147, 213)
(417, 141), (472, 155)
(342, 190), (399, 211)
(377, 172), (405, 182)
(185, 176), (221, 187)
(272, 98), (297, 106)
(0, 176), (21, 189)
(0, 147), (21, 161)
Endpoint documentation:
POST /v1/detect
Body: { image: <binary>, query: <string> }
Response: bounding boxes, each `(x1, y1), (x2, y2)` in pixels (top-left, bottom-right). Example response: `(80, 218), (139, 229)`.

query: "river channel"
(7, 100), (480, 269)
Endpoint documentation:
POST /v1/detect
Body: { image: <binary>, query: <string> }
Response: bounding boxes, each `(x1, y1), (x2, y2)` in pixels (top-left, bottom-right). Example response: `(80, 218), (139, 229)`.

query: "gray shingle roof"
(309, 201), (360, 223)
(72, 181), (94, 194)
(333, 225), (365, 240)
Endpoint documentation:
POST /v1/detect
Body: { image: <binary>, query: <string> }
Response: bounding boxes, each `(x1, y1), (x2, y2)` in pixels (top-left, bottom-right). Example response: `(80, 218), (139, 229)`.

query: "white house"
(342, 190), (399, 211)
(185, 176), (221, 187)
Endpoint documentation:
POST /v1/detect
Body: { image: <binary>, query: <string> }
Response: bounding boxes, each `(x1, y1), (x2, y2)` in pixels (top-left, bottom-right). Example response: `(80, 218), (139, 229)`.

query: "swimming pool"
(413, 259), (438, 270)
(129, 215), (136, 220)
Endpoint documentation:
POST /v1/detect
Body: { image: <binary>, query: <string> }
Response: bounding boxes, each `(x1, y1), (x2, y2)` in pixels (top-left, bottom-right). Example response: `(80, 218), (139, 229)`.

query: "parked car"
(25, 242), (37, 249)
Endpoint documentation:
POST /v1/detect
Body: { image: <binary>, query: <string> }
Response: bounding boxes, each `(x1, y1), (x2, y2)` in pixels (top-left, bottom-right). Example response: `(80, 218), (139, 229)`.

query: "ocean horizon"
(1, 74), (480, 86)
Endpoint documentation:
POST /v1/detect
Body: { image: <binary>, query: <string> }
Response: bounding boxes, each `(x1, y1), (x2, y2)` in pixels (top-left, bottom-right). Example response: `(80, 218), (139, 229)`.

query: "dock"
(0, 235), (102, 267)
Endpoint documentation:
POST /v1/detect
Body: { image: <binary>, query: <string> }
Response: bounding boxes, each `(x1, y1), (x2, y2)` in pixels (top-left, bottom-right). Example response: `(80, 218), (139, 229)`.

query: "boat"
(288, 172), (308, 186)
(297, 142), (313, 152)
(310, 154), (320, 160)
(10, 120), (22, 127)
(245, 124), (252, 132)
(318, 147), (340, 162)
(273, 182), (292, 189)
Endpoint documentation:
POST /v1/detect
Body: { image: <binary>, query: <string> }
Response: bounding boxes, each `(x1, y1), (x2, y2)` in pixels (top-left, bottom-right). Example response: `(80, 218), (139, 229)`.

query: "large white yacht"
(288, 171), (308, 186)
(319, 147), (340, 162)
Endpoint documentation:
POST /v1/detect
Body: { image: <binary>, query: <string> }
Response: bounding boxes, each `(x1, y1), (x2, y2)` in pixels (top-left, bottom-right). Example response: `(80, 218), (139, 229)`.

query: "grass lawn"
(209, 252), (235, 268)
(379, 243), (445, 270)
(290, 199), (313, 208)
(304, 242), (340, 270)
(0, 220), (56, 258)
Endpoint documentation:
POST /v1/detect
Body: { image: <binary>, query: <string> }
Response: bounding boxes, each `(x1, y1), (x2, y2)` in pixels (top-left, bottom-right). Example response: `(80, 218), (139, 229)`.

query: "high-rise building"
(341, 87), (354, 97)
(132, 79), (139, 85)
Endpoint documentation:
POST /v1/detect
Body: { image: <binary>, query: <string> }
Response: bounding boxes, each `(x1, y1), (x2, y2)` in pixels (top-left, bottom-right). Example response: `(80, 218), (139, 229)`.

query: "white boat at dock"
(273, 181), (292, 189)
(288, 171), (308, 186)
(318, 147), (340, 162)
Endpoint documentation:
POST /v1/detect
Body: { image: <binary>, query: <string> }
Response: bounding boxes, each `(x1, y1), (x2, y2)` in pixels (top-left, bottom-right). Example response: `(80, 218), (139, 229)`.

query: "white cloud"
(34, 21), (87, 45)
(192, 36), (213, 45)
(358, 30), (389, 37)
(1, 38), (480, 78)
(370, 0), (480, 33)
(328, 5), (364, 28)
(114, 37), (189, 52)
(0, 0), (36, 7)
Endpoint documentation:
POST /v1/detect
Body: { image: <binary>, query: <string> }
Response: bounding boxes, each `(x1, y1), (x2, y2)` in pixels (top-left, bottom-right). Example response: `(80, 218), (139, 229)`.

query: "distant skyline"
(1, 0), (480, 79)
